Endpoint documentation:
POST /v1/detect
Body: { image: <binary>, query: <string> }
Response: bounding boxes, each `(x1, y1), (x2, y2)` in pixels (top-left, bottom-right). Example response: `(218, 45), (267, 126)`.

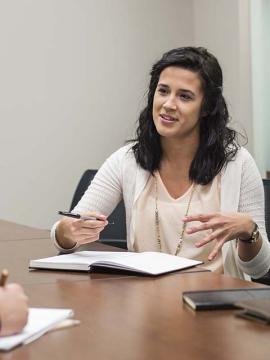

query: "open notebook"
(0, 308), (74, 351)
(29, 251), (203, 276)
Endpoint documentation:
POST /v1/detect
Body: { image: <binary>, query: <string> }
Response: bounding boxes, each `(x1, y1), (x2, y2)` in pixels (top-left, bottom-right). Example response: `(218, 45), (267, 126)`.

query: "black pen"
(58, 211), (114, 225)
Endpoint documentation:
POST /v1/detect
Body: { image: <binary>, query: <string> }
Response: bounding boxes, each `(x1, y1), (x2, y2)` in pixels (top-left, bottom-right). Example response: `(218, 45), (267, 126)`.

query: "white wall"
(250, 0), (270, 176)
(0, 0), (258, 229)
(0, 0), (193, 229)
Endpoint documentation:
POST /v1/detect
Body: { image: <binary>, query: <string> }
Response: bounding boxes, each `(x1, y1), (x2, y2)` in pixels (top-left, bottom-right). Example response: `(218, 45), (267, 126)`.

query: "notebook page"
(95, 251), (202, 275)
(0, 308), (73, 351)
(31, 251), (132, 267)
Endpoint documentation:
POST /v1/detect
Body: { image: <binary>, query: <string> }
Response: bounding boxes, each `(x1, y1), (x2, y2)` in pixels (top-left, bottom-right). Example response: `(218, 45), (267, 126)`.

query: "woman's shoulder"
(222, 146), (260, 180)
(108, 142), (136, 162)
(229, 146), (254, 164)
(113, 142), (134, 155)
(236, 146), (252, 158)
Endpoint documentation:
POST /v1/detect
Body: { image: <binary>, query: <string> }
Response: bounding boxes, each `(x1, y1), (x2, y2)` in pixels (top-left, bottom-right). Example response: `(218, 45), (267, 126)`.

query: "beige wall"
(0, 0), (256, 229)
(192, 0), (253, 153)
(0, 0), (193, 228)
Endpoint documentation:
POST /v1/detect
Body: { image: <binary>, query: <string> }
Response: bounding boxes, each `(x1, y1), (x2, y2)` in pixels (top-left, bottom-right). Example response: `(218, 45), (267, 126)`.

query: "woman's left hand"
(183, 212), (255, 261)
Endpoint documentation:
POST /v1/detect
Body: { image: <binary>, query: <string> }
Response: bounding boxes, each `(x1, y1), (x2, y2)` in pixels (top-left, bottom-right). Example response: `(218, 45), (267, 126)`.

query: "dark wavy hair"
(132, 46), (240, 185)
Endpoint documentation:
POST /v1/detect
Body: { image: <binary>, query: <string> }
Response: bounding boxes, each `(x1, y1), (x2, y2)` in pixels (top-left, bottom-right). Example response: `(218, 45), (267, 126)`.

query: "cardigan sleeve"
(50, 145), (130, 252)
(236, 150), (270, 278)
(72, 146), (126, 216)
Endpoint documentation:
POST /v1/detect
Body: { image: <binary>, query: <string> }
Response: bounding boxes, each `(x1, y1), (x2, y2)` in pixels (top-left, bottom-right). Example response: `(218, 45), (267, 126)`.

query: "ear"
(200, 102), (208, 118)
(201, 111), (208, 118)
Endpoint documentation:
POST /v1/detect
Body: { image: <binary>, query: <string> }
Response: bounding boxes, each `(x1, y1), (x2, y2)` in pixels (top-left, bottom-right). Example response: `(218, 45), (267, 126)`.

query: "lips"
(160, 114), (178, 123)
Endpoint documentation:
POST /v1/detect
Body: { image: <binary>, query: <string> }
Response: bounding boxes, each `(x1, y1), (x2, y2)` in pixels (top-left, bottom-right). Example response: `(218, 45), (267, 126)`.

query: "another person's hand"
(183, 212), (255, 260)
(56, 212), (108, 249)
(0, 284), (28, 336)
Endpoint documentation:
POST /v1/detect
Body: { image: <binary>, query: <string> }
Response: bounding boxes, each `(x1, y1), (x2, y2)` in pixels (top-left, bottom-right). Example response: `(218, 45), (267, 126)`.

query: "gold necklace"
(154, 175), (196, 256)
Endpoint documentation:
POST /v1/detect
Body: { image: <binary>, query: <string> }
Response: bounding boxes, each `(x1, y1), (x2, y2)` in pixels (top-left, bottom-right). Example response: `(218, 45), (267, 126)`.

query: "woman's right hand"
(55, 212), (108, 250)
(0, 284), (28, 336)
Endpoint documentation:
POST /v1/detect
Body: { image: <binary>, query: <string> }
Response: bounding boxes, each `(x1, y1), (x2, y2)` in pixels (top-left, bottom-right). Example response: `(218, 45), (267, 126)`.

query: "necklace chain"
(154, 175), (196, 256)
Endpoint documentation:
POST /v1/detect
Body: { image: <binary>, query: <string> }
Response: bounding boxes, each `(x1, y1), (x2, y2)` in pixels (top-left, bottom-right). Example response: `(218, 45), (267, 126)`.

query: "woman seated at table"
(0, 283), (28, 336)
(52, 46), (270, 280)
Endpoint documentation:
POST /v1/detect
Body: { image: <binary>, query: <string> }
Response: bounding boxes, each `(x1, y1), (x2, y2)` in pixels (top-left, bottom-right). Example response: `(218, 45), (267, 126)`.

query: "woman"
(52, 47), (270, 280)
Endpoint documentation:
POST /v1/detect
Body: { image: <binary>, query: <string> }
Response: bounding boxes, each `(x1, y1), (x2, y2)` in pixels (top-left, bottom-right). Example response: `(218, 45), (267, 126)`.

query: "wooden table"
(0, 219), (49, 241)
(0, 221), (269, 360)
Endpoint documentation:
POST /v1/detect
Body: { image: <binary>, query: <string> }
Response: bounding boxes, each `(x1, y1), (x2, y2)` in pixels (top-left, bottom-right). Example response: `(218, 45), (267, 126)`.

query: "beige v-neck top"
(133, 172), (223, 273)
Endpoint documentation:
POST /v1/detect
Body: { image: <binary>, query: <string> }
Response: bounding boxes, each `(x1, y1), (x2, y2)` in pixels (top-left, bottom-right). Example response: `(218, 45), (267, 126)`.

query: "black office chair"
(252, 179), (270, 285)
(70, 169), (127, 249)
(263, 179), (270, 240)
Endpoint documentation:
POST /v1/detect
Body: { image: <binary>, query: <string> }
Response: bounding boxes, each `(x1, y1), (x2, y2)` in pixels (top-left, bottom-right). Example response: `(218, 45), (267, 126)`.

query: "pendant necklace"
(154, 175), (196, 256)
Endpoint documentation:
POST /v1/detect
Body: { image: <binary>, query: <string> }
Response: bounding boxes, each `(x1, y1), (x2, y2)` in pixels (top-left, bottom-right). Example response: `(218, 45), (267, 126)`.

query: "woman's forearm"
(238, 234), (263, 262)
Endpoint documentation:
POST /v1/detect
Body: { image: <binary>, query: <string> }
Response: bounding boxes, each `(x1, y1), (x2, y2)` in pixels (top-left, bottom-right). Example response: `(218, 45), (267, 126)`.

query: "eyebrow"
(157, 83), (196, 97)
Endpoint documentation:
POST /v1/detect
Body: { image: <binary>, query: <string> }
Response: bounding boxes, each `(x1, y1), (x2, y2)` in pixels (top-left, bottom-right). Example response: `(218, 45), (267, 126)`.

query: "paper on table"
(93, 252), (202, 275)
(0, 308), (74, 351)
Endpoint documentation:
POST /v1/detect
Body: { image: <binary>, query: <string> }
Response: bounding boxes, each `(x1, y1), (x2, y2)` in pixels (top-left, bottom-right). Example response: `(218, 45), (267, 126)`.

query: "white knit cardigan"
(52, 144), (270, 280)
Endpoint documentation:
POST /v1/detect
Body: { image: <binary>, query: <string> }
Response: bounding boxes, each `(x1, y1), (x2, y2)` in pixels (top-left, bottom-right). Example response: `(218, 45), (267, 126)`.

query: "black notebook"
(236, 299), (270, 324)
(182, 288), (270, 310)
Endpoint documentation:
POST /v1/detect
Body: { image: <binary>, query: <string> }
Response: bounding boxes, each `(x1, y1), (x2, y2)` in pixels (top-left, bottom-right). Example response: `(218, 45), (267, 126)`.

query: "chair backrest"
(263, 179), (270, 241)
(70, 170), (96, 212)
(70, 169), (127, 247)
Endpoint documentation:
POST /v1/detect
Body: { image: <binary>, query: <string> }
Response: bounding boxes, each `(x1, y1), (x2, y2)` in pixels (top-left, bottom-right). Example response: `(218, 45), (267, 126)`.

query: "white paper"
(0, 308), (73, 351)
(30, 251), (202, 275)
(96, 251), (202, 275)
